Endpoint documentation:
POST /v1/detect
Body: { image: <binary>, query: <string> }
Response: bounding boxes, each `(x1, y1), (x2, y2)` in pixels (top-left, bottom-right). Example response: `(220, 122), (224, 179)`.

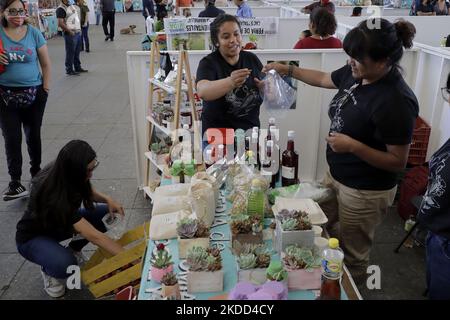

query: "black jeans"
(0, 85), (47, 181)
(102, 11), (115, 39)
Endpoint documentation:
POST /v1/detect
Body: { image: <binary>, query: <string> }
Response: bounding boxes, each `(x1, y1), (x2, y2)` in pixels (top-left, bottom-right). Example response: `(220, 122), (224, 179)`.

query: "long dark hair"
(33, 140), (96, 228)
(343, 18), (416, 69)
(210, 14), (242, 50)
(0, 0), (28, 27)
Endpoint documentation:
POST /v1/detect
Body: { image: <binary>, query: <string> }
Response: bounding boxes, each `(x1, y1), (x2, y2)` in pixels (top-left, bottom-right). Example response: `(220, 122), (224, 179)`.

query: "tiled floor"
(0, 13), (427, 300)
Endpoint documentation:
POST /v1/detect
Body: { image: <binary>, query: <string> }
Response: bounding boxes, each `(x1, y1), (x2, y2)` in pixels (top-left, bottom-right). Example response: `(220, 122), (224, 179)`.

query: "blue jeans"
(81, 25), (90, 51)
(63, 32), (81, 73)
(17, 204), (109, 279)
(96, 13), (101, 25)
(426, 232), (450, 299)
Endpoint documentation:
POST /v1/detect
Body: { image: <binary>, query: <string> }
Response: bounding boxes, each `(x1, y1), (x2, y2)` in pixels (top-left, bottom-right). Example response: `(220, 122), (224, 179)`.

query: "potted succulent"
(265, 260), (288, 300)
(274, 209), (314, 253)
(161, 272), (181, 300)
(230, 214), (263, 248)
(176, 217), (210, 259)
(186, 246), (224, 293)
(150, 142), (161, 161)
(231, 241), (271, 285)
(150, 243), (174, 283)
(282, 245), (322, 290)
(170, 159), (184, 184)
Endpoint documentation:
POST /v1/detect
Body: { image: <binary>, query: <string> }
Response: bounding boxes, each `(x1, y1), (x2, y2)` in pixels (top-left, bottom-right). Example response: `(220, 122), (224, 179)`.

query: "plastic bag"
(268, 182), (333, 205)
(102, 214), (125, 240)
(262, 69), (297, 110)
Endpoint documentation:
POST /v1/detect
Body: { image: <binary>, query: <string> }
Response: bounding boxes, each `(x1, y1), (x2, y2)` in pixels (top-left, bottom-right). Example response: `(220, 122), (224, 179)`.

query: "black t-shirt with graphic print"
(196, 50), (264, 136)
(328, 64), (419, 190)
(418, 138), (450, 240)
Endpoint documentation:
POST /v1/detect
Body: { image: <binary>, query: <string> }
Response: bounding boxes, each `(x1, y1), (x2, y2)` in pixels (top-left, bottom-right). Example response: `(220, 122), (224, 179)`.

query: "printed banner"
(164, 17), (279, 36)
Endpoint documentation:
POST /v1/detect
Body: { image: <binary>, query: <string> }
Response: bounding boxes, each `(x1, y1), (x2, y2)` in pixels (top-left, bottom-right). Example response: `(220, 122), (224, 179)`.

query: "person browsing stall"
(293, 8), (342, 49)
(301, 0), (335, 14)
(196, 14), (263, 139)
(417, 73), (450, 300)
(234, 0), (252, 18)
(263, 19), (419, 285)
(199, 0), (225, 17)
(16, 140), (125, 298)
(0, 0), (51, 201)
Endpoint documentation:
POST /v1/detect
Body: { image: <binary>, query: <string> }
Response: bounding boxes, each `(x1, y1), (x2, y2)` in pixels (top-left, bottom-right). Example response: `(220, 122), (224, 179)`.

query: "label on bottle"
(282, 166), (295, 179)
(181, 115), (191, 126)
(322, 259), (342, 280)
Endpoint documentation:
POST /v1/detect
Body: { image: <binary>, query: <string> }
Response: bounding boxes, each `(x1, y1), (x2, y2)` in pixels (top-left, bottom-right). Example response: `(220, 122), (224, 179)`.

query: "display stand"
(143, 43), (203, 200)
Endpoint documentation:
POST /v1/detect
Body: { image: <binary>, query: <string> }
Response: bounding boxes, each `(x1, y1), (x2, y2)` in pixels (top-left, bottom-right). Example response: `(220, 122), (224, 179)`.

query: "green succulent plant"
(232, 242), (272, 269)
(151, 142), (161, 153)
(281, 218), (298, 231)
(186, 246), (222, 272)
(177, 217), (198, 239)
(266, 260), (287, 282)
(283, 245), (321, 271)
(150, 248), (173, 269)
(237, 253), (257, 270)
(161, 272), (178, 286)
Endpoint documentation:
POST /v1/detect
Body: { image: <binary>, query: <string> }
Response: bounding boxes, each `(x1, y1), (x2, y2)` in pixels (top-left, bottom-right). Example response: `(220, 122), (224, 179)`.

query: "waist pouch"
(0, 86), (38, 109)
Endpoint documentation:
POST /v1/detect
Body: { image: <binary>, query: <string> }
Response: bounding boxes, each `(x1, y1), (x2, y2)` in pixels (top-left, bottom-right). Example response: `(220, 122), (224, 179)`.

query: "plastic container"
(102, 214), (125, 240)
(321, 238), (344, 280)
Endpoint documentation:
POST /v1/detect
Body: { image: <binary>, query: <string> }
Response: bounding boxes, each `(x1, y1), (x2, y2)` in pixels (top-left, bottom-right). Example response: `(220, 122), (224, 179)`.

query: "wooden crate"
(81, 222), (150, 298)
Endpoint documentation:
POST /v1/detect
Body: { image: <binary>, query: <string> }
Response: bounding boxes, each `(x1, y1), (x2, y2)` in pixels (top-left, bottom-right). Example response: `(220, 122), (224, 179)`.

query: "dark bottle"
(262, 140), (277, 189)
(270, 126), (280, 186)
(267, 118), (275, 141)
(318, 277), (341, 300)
(281, 130), (299, 187)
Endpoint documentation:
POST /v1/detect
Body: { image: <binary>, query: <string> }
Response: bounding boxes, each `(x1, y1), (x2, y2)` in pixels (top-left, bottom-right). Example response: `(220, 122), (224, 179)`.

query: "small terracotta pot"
(151, 265), (173, 283)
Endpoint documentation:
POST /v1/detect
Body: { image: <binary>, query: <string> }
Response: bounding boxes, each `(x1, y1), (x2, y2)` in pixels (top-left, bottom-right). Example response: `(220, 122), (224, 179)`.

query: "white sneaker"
(41, 269), (66, 298)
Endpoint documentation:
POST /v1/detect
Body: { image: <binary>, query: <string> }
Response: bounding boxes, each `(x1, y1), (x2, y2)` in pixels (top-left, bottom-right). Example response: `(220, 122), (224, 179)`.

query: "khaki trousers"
(320, 171), (396, 284)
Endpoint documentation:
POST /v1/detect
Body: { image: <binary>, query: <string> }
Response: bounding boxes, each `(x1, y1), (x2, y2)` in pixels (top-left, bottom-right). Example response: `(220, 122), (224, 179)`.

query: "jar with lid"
(180, 104), (192, 129)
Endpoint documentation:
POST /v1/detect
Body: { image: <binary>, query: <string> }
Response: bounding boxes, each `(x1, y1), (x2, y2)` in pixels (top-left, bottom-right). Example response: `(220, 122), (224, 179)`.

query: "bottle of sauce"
(281, 130), (299, 187)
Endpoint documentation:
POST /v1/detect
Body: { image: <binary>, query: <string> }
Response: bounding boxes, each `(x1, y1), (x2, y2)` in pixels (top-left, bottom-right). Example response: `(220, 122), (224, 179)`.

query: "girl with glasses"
(15, 140), (126, 298)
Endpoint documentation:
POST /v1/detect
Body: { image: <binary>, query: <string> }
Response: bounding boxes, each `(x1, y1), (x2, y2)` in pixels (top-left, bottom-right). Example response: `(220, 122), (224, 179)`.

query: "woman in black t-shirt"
(15, 140), (125, 298)
(263, 19), (419, 285)
(196, 14), (264, 141)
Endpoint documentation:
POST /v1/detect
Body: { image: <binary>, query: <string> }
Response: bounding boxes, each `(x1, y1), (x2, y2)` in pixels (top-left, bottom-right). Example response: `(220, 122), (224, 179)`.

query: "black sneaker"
(105, 36), (110, 41)
(109, 37), (114, 42)
(3, 181), (29, 201)
(66, 70), (80, 76)
(75, 68), (88, 73)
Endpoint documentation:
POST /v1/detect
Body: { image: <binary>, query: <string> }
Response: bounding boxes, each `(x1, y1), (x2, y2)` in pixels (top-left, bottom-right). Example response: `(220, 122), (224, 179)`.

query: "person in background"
(199, 0), (225, 17)
(143, 0), (155, 31)
(155, 0), (168, 17)
(264, 19), (418, 285)
(175, 0), (193, 16)
(293, 8), (342, 49)
(301, 0), (335, 14)
(154, 9), (167, 31)
(417, 0), (435, 15)
(182, 7), (191, 17)
(0, 0), (51, 201)
(57, 0), (88, 75)
(77, 0), (90, 52)
(234, 0), (252, 18)
(299, 29), (312, 41)
(16, 140), (126, 298)
(196, 14), (264, 140)
(351, 6), (362, 16)
(94, 0), (101, 25)
(215, 0), (227, 6)
(434, 0), (449, 15)
(101, 0), (115, 41)
(417, 73), (450, 300)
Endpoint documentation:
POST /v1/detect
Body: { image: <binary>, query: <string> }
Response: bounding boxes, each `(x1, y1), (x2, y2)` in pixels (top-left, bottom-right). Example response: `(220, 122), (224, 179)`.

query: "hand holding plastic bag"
(262, 69), (297, 110)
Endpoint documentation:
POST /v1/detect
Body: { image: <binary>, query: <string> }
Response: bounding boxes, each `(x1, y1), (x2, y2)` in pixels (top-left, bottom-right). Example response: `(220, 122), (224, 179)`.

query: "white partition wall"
(336, 16), (450, 47)
(127, 47), (448, 188)
(180, 6), (281, 17)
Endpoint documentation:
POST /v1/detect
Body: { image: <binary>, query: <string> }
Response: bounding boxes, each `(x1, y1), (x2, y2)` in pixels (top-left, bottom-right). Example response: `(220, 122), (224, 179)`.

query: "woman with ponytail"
(263, 19), (419, 285)
(0, 0), (51, 201)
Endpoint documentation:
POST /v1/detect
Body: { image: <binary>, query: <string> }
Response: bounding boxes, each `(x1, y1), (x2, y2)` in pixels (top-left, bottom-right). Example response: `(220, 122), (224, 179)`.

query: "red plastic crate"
(408, 116), (431, 166)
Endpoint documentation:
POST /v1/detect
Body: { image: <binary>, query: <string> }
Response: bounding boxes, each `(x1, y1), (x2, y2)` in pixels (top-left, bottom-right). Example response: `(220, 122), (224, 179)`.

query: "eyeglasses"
(6, 8), (26, 16)
(441, 87), (450, 101)
(87, 159), (99, 172)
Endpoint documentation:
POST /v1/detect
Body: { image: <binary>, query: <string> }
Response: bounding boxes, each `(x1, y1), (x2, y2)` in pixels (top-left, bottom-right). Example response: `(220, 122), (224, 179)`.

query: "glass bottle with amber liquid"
(281, 130), (299, 187)
(262, 140), (277, 189)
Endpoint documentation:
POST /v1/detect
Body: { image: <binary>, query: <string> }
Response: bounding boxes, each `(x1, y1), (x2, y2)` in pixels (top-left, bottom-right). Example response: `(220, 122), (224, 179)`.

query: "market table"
(138, 184), (362, 300)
